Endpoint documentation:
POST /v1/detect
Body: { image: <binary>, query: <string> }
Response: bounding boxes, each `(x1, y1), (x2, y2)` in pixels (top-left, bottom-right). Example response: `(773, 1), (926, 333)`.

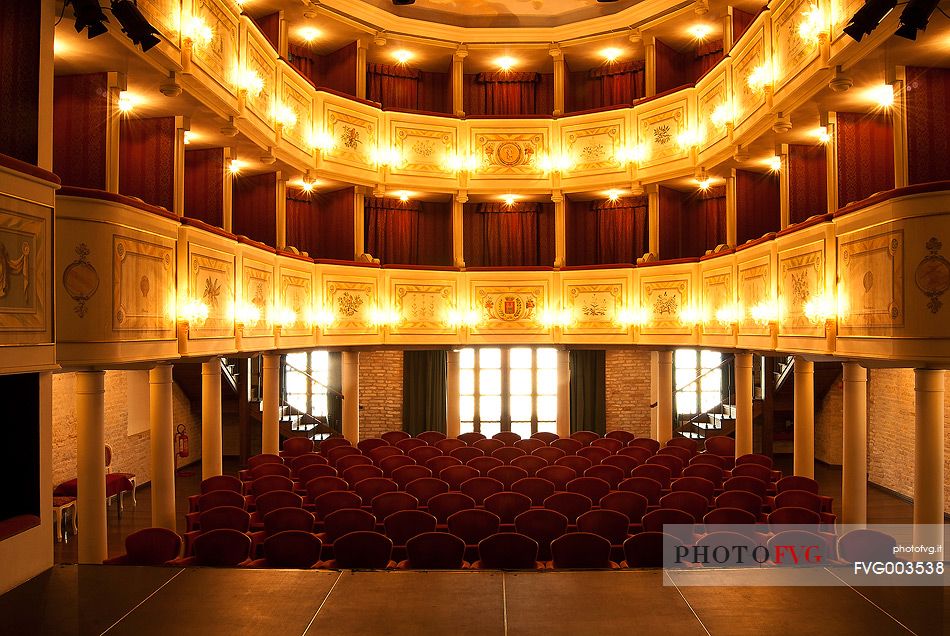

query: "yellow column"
(446, 351), (461, 438)
(553, 191), (566, 268)
(453, 193), (466, 268)
(356, 38), (367, 99)
(550, 45), (564, 117)
(657, 351), (673, 443)
(841, 362), (867, 526)
(275, 172), (287, 250)
(725, 171), (737, 247)
(825, 112), (839, 213)
(643, 35), (656, 97)
(173, 116), (188, 216)
(353, 189), (365, 259)
(201, 359), (223, 479)
(556, 349), (571, 437)
(452, 46), (467, 117)
(914, 369), (944, 551)
(647, 186), (659, 258)
(734, 353), (754, 457)
(793, 357), (815, 478)
(76, 371), (107, 563)
(149, 364), (176, 530)
(778, 143), (790, 229)
(342, 352), (360, 443)
(261, 353), (281, 455)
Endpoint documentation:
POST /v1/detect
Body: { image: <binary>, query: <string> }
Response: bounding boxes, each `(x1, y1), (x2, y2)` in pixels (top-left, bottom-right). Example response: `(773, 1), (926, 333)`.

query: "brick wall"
(51, 371), (201, 488)
(358, 350), (403, 440)
(814, 373), (843, 465)
(605, 349), (652, 437)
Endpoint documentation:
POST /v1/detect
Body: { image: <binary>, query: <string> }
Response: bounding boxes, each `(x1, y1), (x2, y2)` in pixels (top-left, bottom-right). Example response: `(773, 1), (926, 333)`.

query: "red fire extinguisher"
(176, 423), (190, 459)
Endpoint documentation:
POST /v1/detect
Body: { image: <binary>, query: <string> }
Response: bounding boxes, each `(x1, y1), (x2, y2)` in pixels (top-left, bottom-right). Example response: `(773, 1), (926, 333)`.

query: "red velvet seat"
(736, 453), (773, 469)
(197, 474), (243, 495)
(714, 490), (763, 518)
(357, 438), (390, 453)
(731, 463), (776, 484)
(584, 464), (625, 489)
(605, 430), (636, 444)
(689, 453), (727, 469)
(767, 506), (821, 531)
(296, 463), (338, 485)
(491, 446), (527, 464)
(103, 527), (182, 565)
(543, 491), (593, 524)
(401, 532), (467, 569)
(391, 464), (432, 489)
(536, 465), (577, 491)
(617, 476), (663, 505)
(460, 477), (505, 505)
(282, 437), (315, 457)
(483, 491), (532, 525)
(531, 432), (559, 443)
(186, 490), (247, 531)
(250, 507), (316, 553)
(353, 477), (398, 502)
(306, 476), (349, 502)
(659, 491), (708, 521)
(335, 454), (374, 473)
(570, 431), (599, 445)
(487, 465), (529, 489)
(510, 454), (547, 476)
(622, 531), (675, 568)
(630, 463), (672, 489)
(404, 477), (449, 505)
(324, 531), (394, 569)
(440, 465), (480, 490)
(511, 477), (555, 507)
(327, 446), (363, 466)
(646, 454), (683, 478)
(247, 463), (292, 480)
(473, 438), (505, 454)
(577, 509), (630, 558)
(251, 491), (303, 527)
(247, 453), (283, 468)
(532, 446), (567, 463)
(424, 455), (461, 474)
(381, 430), (411, 444)
(342, 464), (384, 487)
(657, 445), (692, 465)
(551, 438), (583, 454)
(493, 431), (522, 446)
(550, 532), (616, 569)
(368, 446), (405, 464)
(384, 510), (438, 559)
(468, 455), (504, 476)
(514, 509), (569, 561)
(457, 432), (486, 444)
(183, 506), (251, 555)
(722, 476), (768, 499)
(434, 438), (467, 453)
(371, 491), (419, 520)
(248, 475), (294, 505)
(427, 492), (476, 524)
(703, 507), (757, 526)
(249, 530), (322, 569)
(682, 463), (724, 487)
(628, 438), (660, 454)
(170, 529), (252, 567)
(379, 454), (416, 476)
(576, 446), (611, 464)
(617, 446), (652, 463)
(447, 508), (500, 561)
(313, 491), (363, 520)
(773, 490), (836, 526)
(395, 438), (428, 452)
(641, 508), (695, 542)
(514, 438), (545, 453)
(407, 445), (443, 464)
(670, 476), (716, 502)
(703, 436), (736, 464)
(317, 508), (376, 551)
(599, 491), (648, 527)
(566, 477), (611, 503)
(474, 533), (543, 570)
(666, 437), (699, 455)
(449, 446), (485, 463)
(54, 475), (134, 507)
(319, 437), (352, 454)
(837, 529), (898, 563)
(774, 475), (833, 512)
(417, 431), (447, 445)
(590, 437), (623, 453)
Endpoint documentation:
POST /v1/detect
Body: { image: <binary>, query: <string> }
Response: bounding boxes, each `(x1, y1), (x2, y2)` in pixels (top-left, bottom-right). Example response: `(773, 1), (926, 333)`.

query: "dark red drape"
(788, 144), (828, 224)
(53, 73), (109, 189)
(286, 194), (314, 255)
(366, 64), (449, 113)
(906, 66), (950, 185)
(252, 12), (280, 52)
(692, 40), (724, 81)
(463, 202), (555, 267)
(658, 186), (725, 258)
(567, 197), (648, 265)
(464, 72), (553, 116)
(288, 187), (354, 260)
(585, 61), (645, 110)
(232, 172), (277, 247)
(364, 198), (452, 266)
(655, 40), (690, 93)
(658, 186), (684, 259)
(119, 117), (175, 211)
(288, 44), (317, 86)
(320, 42), (358, 96)
(732, 8), (757, 42)
(836, 111), (894, 206)
(0, 0), (39, 164)
(184, 148), (224, 227)
(735, 170), (780, 244)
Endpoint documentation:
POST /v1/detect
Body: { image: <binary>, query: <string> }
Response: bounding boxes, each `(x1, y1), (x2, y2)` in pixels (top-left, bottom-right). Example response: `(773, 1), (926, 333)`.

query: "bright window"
(674, 349), (723, 417)
(285, 350), (331, 430)
(460, 347), (558, 436)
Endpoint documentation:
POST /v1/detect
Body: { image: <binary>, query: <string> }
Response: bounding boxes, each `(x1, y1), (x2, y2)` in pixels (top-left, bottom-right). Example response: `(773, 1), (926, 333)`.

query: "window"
(285, 350), (331, 430)
(460, 347), (558, 437)
(674, 349), (723, 418)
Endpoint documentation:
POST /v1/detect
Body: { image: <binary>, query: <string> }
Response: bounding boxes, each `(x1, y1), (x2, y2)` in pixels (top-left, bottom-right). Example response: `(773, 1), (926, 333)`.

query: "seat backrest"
(576, 509), (630, 544)
(449, 446), (485, 464)
(514, 509), (569, 550)
(327, 446), (362, 465)
(598, 491), (648, 523)
(381, 430), (411, 444)
(250, 475), (294, 498)
(617, 476), (663, 505)
(576, 446), (611, 464)
(406, 532), (466, 569)
(641, 508), (695, 538)
(282, 437), (315, 457)
(532, 446), (567, 463)
(656, 445), (692, 464)
(630, 463), (672, 489)
(511, 477), (555, 506)
(590, 437), (623, 453)
(200, 474), (243, 494)
(357, 438), (391, 454)
(767, 506), (821, 531)
(407, 446), (443, 464)
(250, 463), (292, 479)
(353, 477), (399, 501)
(379, 454), (416, 476)
(417, 430), (447, 445)
(439, 465), (480, 490)
(704, 436), (735, 457)
(306, 476), (349, 501)
(254, 490), (303, 517)
(446, 508), (501, 544)
(192, 529), (252, 566)
(550, 438), (583, 454)
(383, 510), (438, 545)
(394, 438), (428, 452)
(776, 475), (819, 494)
(460, 477), (505, 505)
(703, 507), (757, 526)
(543, 492), (593, 523)
(199, 505), (251, 532)
(295, 462), (337, 483)
(367, 446), (405, 464)
(457, 432), (486, 444)
(617, 446), (652, 463)
(531, 431), (559, 443)
(736, 453), (773, 469)
(837, 529), (898, 563)
(473, 438), (504, 454)
(424, 455), (461, 475)
(491, 446), (527, 464)
(682, 463), (724, 486)
(623, 531), (674, 568)
(566, 476), (611, 502)
(493, 431), (522, 446)
(510, 454), (548, 477)
(263, 507), (315, 534)
(196, 489), (246, 512)
(467, 456), (504, 476)
(335, 454), (374, 472)
(124, 527), (182, 565)
(319, 437), (352, 454)
(247, 453), (283, 469)
(550, 532), (612, 568)
(477, 532), (540, 569)
(332, 531), (393, 568)
(391, 464), (433, 488)
(312, 490), (362, 519)
(666, 437), (699, 455)
(262, 530), (322, 568)
(659, 491), (708, 521)
(371, 491), (419, 520)
(645, 454), (683, 478)
(514, 438), (546, 453)
(721, 476), (767, 499)
(569, 431), (599, 445)
(605, 430), (636, 444)
(714, 490), (763, 516)
(404, 477), (449, 504)
(628, 438), (660, 454)
(483, 491), (532, 524)
(426, 492), (476, 523)
(536, 465), (577, 491)
(670, 476), (716, 501)
(434, 438), (467, 453)
(322, 508), (376, 541)
(689, 453), (727, 469)
(731, 463), (773, 482)
(486, 465), (529, 489)
(773, 489), (823, 513)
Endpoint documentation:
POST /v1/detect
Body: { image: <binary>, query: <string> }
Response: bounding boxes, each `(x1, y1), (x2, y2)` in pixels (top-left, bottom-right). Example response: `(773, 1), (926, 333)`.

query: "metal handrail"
(650, 354), (735, 408)
(284, 361), (345, 399)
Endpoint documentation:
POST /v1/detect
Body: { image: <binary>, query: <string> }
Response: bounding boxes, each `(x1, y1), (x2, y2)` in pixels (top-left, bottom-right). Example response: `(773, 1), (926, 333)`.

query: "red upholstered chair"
(251, 491), (303, 528)
(550, 532), (616, 569)
(590, 437), (623, 453)
(450, 446), (485, 464)
(566, 477), (611, 503)
(381, 431), (411, 444)
(703, 507), (757, 526)
(170, 529), (252, 567)
(391, 465), (432, 489)
(440, 465), (480, 490)
(736, 453), (773, 469)
(837, 529), (899, 563)
(427, 492), (476, 525)
(531, 431), (560, 443)
(250, 531), (322, 569)
(659, 491), (708, 522)
(103, 527), (182, 565)
(551, 438), (584, 454)
(317, 508), (376, 552)
(247, 463), (293, 481)
(618, 446), (653, 464)
(695, 531), (763, 567)
(327, 446), (362, 466)
(248, 476), (294, 505)
(510, 454), (547, 477)
(767, 530), (834, 565)
(196, 474), (243, 497)
(599, 492), (648, 530)
(577, 509), (631, 561)
(511, 477), (556, 507)
(291, 453), (329, 471)
(689, 454), (727, 469)
(474, 533), (543, 570)
(457, 432), (486, 444)
(703, 436), (736, 464)
(353, 477), (398, 502)
(555, 455), (594, 475)
(306, 476), (350, 502)
(570, 431), (599, 445)
(767, 506), (821, 532)
(646, 454), (684, 478)
(670, 476), (717, 502)
(313, 491), (363, 521)
(722, 476), (768, 500)
(433, 438), (465, 453)
(248, 453), (283, 468)
(491, 446), (527, 464)
(379, 455), (416, 476)
(384, 510), (438, 560)
(417, 431), (447, 445)
(543, 492), (593, 524)
(460, 477), (505, 505)
(447, 508), (501, 561)
(774, 475), (833, 512)
(335, 454), (374, 473)
(514, 438), (546, 453)
(515, 509), (569, 561)
(773, 490), (836, 526)
(395, 438), (428, 452)
(622, 531), (676, 568)
(487, 465), (529, 490)
(357, 438), (390, 453)
(342, 464), (384, 487)
(368, 446), (405, 464)
(371, 491), (419, 521)
(324, 531), (394, 569)
(617, 477), (663, 506)
(731, 463), (776, 485)
(605, 430), (636, 444)
(666, 437), (699, 455)
(484, 491), (532, 526)
(186, 490), (247, 531)
(628, 438), (661, 454)
(532, 446), (567, 463)
(631, 463), (672, 489)
(407, 446), (443, 464)
(295, 463), (337, 485)
(584, 464), (625, 489)
(493, 431), (522, 446)
(467, 455), (504, 476)
(657, 445), (692, 465)
(576, 446), (611, 464)
(183, 506), (251, 555)
(250, 507), (316, 554)
(424, 455), (462, 475)
(536, 465), (577, 491)
(319, 437), (352, 454)
(405, 477), (449, 505)
(682, 463), (724, 487)
(641, 509), (696, 542)
(714, 490), (763, 518)
(473, 438), (505, 454)
(401, 532), (467, 569)
(282, 437), (315, 457)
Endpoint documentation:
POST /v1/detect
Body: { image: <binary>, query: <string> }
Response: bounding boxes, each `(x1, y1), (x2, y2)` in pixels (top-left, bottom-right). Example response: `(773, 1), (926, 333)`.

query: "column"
(149, 364), (176, 530)
(914, 369), (944, 551)
(76, 371), (107, 564)
(657, 351), (673, 443)
(275, 172), (287, 249)
(556, 349), (571, 438)
(643, 35), (656, 97)
(201, 359), (223, 480)
(261, 353), (281, 455)
(452, 193), (466, 268)
(353, 189), (365, 259)
(342, 352), (360, 443)
(446, 351), (461, 438)
(825, 112), (839, 213)
(890, 71), (908, 188)
(452, 46), (467, 117)
(725, 170), (738, 248)
(722, 8), (735, 51)
(173, 116), (188, 216)
(222, 147), (234, 232)
(734, 353), (754, 457)
(778, 143), (790, 229)
(650, 351), (659, 438)
(841, 362), (867, 526)
(106, 72), (126, 193)
(647, 186), (660, 258)
(793, 357), (815, 478)
(356, 38), (367, 99)
(553, 191), (566, 268)
(550, 45), (564, 117)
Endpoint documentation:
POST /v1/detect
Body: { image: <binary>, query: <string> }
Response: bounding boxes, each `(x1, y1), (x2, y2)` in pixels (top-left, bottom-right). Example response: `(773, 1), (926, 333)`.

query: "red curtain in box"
(53, 73), (109, 189)
(658, 186), (684, 259)
(119, 117), (175, 211)
(590, 61), (645, 108)
(367, 64), (421, 110)
(463, 202), (555, 267)
(233, 172), (277, 247)
(692, 40), (724, 81)
(836, 111), (894, 206)
(320, 42), (357, 96)
(365, 198), (452, 266)
(733, 8), (757, 42)
(655, 40), (690, 93)
(286, 194), (315, 254)
(288, 44), (317, 86)
(735, 170), (780, 244)
(788, 144), (828, 224)
(567, 197), (648, 265)
(658, 186), (725, 258)
(252, 12), (280, 52)
(905, 66), (950, 184)
(0, 0), (39, 164)
(184, 148), (224, 227)
(465, 72), (550, 116)
(289, 187), (354, 260)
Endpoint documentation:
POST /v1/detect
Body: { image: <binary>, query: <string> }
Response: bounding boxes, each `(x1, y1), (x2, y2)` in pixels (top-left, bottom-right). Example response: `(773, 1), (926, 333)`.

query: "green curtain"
(570, 350), (606, 434)
(402, 350), (448, 435)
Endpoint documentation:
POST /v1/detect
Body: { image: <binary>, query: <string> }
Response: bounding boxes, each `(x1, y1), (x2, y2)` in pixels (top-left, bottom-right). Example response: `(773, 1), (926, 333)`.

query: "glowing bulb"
(275, 307), (298, 327)
(178, 299), (209, 325)
(696, 176), (714, 191)
(273, 103), (297, 129)
(710, 102), (733, 128)
(117, 91), (137, 113)
(715, 303), (740, 324)
(397, 191), (410, 203)
(229, 159), (244, 174)
(606, 189), (622, 202)
(803, 292), (836, 324)
(235, 302), (261, 326)
(296, 178), (318, 193)
(393, 49), (413, 64)
(539, 308), (574, 329)
(495, 56), (516, 71)
(798, 3), (825, 45)
(446, 307), (481, 328)
(749, 300), (780, 324)
(601, 47), (622, 62)
(689, 23), (714, 40)
(314, 308), (336, 329)
(766, 155), (782, 172)
(370, 305), (401, 327)
(233, 65), (264, 97)
(677, 128), (701, 148)
(183, 16), (214, 48)
(501, 194), (517, 207)
(867, 84), (894, 109)
(813, 126), (831, 144)
(309, 130), (335, 152)
(679, 305), (702, 326)
(747, 63), (774, 93)
(299, 26), (321, 43)
(183, 130), (197, 145)
(616, 144), (647, 164)
(616, 306), (649, 327)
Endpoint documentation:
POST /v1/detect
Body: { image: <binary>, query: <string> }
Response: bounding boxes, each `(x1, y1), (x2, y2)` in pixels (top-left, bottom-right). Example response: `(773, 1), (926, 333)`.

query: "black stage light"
(895, 0), (940, 39)
(597, 0), (621, 3)
(843, 0), (897, 41)
(69, 0), (109, 39)
(110, 0), (161, 51)
(392, 0), (415, 5)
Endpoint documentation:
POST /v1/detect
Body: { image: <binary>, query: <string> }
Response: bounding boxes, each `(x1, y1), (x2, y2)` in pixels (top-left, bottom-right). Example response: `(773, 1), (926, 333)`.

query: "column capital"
(548, 44), (563, 60)
(453, 44), (468, 61)
(455, 190), (468, 204)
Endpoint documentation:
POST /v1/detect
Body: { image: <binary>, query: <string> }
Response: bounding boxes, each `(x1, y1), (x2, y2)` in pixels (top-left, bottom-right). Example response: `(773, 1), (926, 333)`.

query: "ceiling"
(348, 0), (642, 28)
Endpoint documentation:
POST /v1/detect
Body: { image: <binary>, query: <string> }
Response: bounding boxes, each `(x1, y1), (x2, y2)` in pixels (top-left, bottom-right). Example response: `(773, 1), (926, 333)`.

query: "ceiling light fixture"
(393, 49), (413, 65)
(183, 130), (196, 144)
(229, 158), (244, 174)
(813, 126), (832, 144)
(765, 155), (782, 172)
(688, 23), (714, 40)
(68, 0), (109, 39)
(496, 56), (516, 72)
(299, 26), (321, 43)
(117, 90), (138, 113)
(867, 83), (895, 108)
(606, 189), (623, 202)
(601, 47), (622, 63)
(501, 194), (517, 207)
(397, 191), (411, 203)
(110, 0), (161, 52)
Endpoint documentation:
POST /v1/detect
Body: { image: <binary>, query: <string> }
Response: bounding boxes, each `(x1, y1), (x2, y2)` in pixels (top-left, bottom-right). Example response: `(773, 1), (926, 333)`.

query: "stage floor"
(0, 565), (944, 636)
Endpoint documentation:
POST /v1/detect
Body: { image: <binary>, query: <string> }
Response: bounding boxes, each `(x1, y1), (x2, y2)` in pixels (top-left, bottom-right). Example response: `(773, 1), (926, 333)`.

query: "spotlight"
(69, 0), (109, 39)
(110, 0), (161, 52)
(392, 0), (415, 5)
(842, 0), (896, 42)
(895, 0), (940, 40)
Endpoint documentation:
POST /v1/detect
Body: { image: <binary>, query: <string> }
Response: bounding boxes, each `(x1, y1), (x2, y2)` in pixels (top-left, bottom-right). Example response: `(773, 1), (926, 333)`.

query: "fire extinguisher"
(176, 423), (190, 459)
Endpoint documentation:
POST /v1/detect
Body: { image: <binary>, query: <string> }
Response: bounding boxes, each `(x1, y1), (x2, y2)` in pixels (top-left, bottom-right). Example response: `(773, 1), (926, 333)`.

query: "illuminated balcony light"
(538, 308), (574, 329)
(679, 305), (702, 326)
(178, 299), (209, 325)
(606, 189), (623, 202)
(183, 130), (197, 145)
(117, 90), (138, 113)
(601, 47), (622, 62)
(229, 159), (244, 174)
(445, 307), (481, 329)
(749, 300), (780, 325)
(235, 302), (261, 327)
(803, 292), (837, 324)
(370, 305), (401, 327)
(798, 3), (826, 46)
(273, 103), (298, 130)
(501, 194), (518, 207)
(867, 83), (895, 109)
(765, 155), (782, 172)
(495, 56), (517, 72)
(813, 126), (832, 144)
(616, 306), (649, 327)
(747, 63), (773, 93)
(710, 102), (734, 129)
(688, 23), (714, 40)
(183, 15), (214, 49)
(275, 307), (298, 328)
(393, 49), (413, 65)
(233, 65), (264, 97)
(299, 26), (321, 43)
